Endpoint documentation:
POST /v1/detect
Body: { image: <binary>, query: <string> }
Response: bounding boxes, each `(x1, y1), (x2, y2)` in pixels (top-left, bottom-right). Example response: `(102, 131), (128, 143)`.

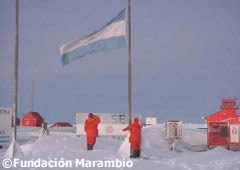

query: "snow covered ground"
(0, 124), (240, 170)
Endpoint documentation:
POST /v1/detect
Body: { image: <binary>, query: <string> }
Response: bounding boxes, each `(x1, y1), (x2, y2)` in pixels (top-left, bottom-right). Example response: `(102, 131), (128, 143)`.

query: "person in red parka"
(122, 118), (142, 158)
(84, 113), (100, 150)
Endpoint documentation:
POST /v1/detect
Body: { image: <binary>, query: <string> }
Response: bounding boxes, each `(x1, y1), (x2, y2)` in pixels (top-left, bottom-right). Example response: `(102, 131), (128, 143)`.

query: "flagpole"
(13, 0), (19, 141)
(127, 0), (132, 125)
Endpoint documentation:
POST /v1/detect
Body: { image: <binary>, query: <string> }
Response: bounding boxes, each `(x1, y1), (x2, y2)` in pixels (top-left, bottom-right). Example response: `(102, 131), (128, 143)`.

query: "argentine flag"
(60, 8), (127, 66)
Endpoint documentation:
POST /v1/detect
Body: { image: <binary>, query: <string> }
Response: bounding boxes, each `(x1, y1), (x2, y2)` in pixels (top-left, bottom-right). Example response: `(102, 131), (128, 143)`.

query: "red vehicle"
(205, 99), (240, 150)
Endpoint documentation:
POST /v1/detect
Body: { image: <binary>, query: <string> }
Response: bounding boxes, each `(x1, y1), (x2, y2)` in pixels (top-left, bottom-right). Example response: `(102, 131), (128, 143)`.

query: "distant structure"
(22, 112), (44, 127)
(16, 117), (20, 126)
(51, 122), (73, 128)
(12, 117), (21, 126)
(145, 117), (157, 125)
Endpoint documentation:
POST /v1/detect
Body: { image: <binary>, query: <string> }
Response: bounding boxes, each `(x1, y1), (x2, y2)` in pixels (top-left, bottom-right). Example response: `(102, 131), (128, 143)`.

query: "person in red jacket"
(84, 113), (100, 150)
(122, 118), (142, 158)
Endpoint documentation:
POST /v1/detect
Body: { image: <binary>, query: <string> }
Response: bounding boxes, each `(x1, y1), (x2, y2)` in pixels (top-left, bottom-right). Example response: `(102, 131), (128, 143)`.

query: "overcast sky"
(1, 0), (240, 123)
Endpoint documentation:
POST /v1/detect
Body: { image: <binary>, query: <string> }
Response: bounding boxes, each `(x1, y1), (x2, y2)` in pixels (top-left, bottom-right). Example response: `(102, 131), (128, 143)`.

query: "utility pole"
(13, 0), (19, 140)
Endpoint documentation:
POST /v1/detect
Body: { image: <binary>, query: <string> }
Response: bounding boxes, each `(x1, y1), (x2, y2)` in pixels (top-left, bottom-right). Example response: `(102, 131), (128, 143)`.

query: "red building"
(51, 122), (73, 128)
(22, 112), (44, 127)
(205, 99), (240, 150)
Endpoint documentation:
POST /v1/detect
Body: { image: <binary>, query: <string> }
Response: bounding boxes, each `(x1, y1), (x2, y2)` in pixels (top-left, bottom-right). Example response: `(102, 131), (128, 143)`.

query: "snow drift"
(0, 124), (240, 170)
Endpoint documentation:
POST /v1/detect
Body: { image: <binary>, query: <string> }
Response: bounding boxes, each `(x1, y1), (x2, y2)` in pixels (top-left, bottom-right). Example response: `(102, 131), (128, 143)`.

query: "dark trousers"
(87, 144), (94, 150)
(87, 136), (96, 150)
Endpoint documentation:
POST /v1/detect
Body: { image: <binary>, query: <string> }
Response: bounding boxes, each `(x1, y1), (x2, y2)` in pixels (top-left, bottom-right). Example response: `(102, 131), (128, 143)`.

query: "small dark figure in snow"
(123, 118), (142, 158)
(84, 113), (100, 150)
(41, 122), (49, 136)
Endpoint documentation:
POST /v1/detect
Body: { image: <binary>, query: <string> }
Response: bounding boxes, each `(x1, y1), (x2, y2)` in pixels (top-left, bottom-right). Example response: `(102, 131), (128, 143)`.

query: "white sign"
(146, 117), (157, 125)
(230, 124), (240, 143)
(76, 113), (141, 136)
(0, 108), (12, 147)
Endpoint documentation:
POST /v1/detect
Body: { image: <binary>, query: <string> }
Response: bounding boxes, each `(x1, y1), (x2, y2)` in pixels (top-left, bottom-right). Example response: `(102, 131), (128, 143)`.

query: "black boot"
(130, 150), (140, 158)
(130, 150), (138, 158)
(87, 144), (93, 150)
(135, 150), (140, 158)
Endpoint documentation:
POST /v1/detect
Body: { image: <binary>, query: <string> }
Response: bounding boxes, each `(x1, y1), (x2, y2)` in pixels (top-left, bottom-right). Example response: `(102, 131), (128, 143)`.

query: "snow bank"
(117, 124), (240, 170)
(4, 138), (23, 158)
(1, 125), (240, 170)
(117, 133), (131, 157)
(118, 124), (207, 159)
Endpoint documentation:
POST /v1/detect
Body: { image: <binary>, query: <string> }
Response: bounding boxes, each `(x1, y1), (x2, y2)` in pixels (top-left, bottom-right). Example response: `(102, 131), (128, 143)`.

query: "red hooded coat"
(84, 114), (100, 144)
(123, 118), (141, 150)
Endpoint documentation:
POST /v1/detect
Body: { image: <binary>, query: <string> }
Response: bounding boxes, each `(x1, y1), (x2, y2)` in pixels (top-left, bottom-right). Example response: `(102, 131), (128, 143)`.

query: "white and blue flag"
(60, 8), (127, 66)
